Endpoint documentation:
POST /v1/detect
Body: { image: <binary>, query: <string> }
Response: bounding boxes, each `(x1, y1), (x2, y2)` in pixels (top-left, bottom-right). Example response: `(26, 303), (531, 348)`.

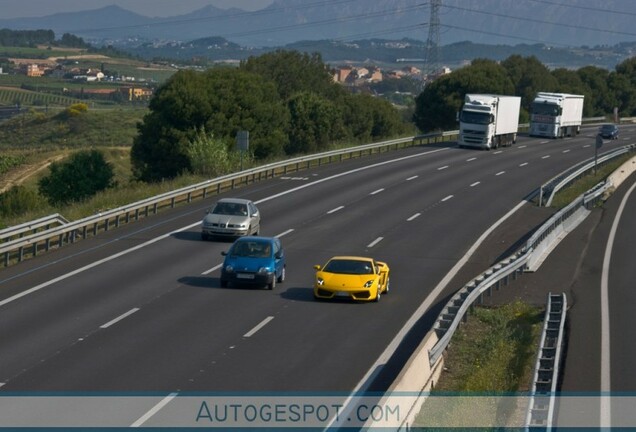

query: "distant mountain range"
(1, 0), (635, 49)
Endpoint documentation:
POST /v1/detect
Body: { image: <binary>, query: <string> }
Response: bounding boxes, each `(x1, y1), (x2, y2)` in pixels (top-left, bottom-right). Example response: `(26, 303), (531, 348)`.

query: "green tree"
(38, 150), (115, 205)
(241, 50), (343, 101)
(413, 59), (514, 132)
(501, 55), (558, 112)
(131, 68), (289, 182)
(577, 66), (612, 116)
(285, 92), (345, 154)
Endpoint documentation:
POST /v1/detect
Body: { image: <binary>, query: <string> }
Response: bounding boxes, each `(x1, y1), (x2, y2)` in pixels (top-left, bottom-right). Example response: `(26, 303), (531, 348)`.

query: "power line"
(526, 0), (636, 17)
(442, 3), (636, 41)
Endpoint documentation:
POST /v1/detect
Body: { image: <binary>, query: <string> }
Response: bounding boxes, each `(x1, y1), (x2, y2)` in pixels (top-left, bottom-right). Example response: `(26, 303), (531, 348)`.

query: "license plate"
(336, 291), (350, 298)
(237, 273), (255, 279)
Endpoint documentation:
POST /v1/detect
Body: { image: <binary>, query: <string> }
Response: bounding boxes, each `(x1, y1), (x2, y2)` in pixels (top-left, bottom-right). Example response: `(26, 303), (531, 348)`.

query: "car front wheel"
(277, 266), (286, 283)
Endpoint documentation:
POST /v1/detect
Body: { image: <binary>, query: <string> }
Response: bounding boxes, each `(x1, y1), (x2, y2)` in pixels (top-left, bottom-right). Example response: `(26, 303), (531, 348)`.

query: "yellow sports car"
(313, 256), (390, 302)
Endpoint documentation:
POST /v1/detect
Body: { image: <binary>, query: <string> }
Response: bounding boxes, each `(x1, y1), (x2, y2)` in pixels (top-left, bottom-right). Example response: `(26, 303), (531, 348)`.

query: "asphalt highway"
(0, 126), (633, 402)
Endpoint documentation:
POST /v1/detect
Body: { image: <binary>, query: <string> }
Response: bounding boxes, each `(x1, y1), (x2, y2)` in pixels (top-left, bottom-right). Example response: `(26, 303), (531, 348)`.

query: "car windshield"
(231, 241), (271, 258)
(323, 259), (374, 275)
(213, 202), (248, 216)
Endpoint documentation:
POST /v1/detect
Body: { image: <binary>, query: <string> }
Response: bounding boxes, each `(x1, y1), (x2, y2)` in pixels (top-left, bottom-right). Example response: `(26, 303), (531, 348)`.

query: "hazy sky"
(0, 0), (274, 18)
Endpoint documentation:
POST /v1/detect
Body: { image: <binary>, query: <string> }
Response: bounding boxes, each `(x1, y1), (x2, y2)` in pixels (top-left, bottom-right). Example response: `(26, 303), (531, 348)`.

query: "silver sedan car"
(201, 198), (260, 240)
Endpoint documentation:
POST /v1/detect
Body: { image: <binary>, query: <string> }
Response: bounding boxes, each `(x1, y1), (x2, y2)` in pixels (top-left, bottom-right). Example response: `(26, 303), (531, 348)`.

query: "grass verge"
(414, 301), (543, 428)
(550, 152), (634, 208)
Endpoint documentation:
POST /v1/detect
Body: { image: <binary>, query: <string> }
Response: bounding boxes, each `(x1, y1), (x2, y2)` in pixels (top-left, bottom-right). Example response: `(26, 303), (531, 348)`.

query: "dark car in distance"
(599, 124), (619, 140)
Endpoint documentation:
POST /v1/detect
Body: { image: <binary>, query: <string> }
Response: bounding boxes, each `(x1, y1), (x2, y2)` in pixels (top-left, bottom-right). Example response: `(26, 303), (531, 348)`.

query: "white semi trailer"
(530, 92), (584, 138)
(458, 94), (521, 150)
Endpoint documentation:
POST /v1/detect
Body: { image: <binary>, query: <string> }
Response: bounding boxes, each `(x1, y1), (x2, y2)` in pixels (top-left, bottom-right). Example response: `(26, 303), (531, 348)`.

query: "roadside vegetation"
(415, 301), (543, 428)
(549, 152), (635, 208)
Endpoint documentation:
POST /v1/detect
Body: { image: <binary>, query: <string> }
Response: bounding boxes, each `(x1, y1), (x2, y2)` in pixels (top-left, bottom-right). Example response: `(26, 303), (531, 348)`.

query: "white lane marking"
(0, 383), (5, 388)
(244, 316), (275, 338)
(276, 229), (294, 238)
(201, 263), (222, 275)
(1, 147), (449, 309)
(540, 141), (549, 144)
(370, 188), (384, 195)
(493, 150), (503, 154)
(470, 182), (480, 187)
(583, 144), (591, 148)
(406, 175), (418, 181)
(407, 213), (421, 221)
(519, 162), (528, 167)
(441, 195), (453, 202)
(367, 237), (383, 248)
(131, 392), (178, 427)
(542, 155), (551, 159)
(600, 180), (636, 426)
(466, 157), (477, 162)
(0, 223), (199, 308)
(518, 145), (527, 148)
(334, 200), (530, 429)
(563, 149), (571, 153)
(327, 206), (344, 214)
(495, 171), (505, 176)
(100, 308), (140, 329)
(255, 147), (448, 205)
(437, 165), (449, 171)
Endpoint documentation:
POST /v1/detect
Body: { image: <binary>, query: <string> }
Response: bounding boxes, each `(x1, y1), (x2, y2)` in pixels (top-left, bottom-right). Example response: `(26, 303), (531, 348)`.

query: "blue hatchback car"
(220, 236), (286, 290)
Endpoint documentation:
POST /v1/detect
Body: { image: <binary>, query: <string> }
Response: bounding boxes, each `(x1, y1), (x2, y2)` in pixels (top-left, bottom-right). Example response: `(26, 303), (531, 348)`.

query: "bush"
(38, 150), (116, 205)
(0, 185), (45, 218)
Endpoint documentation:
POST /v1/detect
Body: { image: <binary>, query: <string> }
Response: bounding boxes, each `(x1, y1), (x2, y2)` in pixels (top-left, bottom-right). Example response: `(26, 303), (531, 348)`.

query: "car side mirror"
(221, 251), (227, 256)
(313, 265), (321, 271)
(275, 251), (283, 259)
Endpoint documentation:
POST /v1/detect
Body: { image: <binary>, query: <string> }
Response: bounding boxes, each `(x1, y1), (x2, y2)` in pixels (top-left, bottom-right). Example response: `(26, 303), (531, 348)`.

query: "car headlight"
(364, 280), (374, 288)
(225, 265), (234, 273)
(316, 277), (324, 286)
(257, 267), (270, 274)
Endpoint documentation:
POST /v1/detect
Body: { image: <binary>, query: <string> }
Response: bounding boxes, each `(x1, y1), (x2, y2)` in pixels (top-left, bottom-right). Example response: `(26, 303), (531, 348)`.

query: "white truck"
(530, 92), (584, 138)
(457, 94), (521, 150)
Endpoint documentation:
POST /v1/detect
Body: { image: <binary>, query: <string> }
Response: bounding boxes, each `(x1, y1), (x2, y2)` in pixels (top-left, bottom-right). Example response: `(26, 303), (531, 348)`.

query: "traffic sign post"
(236, 130), (249, 171)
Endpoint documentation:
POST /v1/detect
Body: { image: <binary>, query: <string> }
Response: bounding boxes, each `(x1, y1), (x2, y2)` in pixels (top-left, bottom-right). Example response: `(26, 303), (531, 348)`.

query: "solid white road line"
(100, 308), (140, 329)
(327, 206), (345, 214)
(244, 316), (275, 338)
(583, 144), (591, 148)
(600, 179), (636, 427)
(441, 195), (453, 202)
(519, 162), (528, 167)
(518, 145), (527, 148)
(407, 213), (421, 221)
(466, 157), (477, 162)
(370, 188), (385, 195)
(470, 181), (480, 187)
(542, 155), (551, 159)
(495, 171), (505, 176)
(563, 149), (571, 153)
(406, 175), (418, 181)
(493, 150), (503, 154)
(437, 165), (449, 170)
(333, 200), (530, 429)
(130, 392), (178, 427)
(1, 147), (449, 309)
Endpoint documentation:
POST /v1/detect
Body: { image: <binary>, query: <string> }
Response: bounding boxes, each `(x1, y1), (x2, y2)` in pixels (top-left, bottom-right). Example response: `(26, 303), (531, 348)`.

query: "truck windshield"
(459, 111), (492, 125)
(532, 103), (560, 116)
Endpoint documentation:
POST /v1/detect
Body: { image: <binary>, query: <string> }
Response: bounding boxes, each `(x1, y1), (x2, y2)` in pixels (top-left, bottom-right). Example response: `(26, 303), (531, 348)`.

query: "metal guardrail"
(525, 292), (567, 430)
(0, 213), (68, 243)
(539, 144), (636, 206)
(428, 249), (531, 366)
(1, 133), (461, 267)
